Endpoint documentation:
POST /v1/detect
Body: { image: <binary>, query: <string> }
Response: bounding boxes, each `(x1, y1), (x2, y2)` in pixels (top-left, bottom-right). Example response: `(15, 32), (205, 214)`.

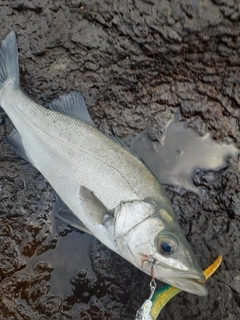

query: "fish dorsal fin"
(112, 135), (143, 162)
(49, 91), (96, 127)
(6, 129), (34, 165)
(57, 209), (92, 234)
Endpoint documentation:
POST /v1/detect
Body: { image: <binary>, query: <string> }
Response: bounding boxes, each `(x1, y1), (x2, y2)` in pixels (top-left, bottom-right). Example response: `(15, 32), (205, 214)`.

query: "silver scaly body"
(1, 84), (168, 251)
(0, 31), (208, 296)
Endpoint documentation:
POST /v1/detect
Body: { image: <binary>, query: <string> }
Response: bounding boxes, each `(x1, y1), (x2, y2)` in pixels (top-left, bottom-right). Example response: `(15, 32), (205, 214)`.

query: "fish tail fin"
(0, 31), (19, 91)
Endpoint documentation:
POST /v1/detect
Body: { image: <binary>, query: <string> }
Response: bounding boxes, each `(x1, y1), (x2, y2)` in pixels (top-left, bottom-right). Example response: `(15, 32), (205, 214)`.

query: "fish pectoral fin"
(57, 209), (92, 234)
(6, 129), (34, 165)
(48, 91), (96, 127)
(79, 186), (110, 226)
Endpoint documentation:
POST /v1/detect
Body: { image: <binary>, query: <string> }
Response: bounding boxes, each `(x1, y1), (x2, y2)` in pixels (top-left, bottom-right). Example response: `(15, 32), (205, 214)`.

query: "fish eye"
(157, 235), (178, 255)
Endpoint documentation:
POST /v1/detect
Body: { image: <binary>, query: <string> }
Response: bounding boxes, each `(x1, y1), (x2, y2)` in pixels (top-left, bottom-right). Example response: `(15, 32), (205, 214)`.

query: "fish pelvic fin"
(0, 31), (19, 91)
(57, 209), (92, 234)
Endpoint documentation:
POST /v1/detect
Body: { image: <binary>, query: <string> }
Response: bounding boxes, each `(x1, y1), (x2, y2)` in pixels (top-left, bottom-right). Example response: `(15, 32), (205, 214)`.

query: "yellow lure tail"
(150, 255), (222, 320)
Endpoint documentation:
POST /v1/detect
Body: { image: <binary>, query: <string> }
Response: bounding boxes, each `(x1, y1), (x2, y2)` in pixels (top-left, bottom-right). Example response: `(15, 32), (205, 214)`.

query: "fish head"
(114, 199), (208, 296)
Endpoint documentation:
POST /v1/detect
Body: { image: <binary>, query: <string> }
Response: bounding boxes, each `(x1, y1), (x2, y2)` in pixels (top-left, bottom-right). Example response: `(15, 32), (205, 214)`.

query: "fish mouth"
(163, 276), (208, 296)
(144, 261), (208, 296)
(159, 271), (208, 296)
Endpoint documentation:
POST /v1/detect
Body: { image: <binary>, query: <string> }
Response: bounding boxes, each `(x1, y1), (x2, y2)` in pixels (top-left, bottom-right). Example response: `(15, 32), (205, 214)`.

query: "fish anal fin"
(6, 129), (34, 165)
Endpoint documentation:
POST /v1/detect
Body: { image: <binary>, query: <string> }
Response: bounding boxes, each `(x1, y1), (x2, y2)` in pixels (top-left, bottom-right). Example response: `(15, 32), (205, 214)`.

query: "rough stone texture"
(0, 0), (240, 319)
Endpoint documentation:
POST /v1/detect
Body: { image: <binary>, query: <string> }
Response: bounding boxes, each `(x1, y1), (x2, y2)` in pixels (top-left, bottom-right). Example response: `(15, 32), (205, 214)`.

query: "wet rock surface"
(0, 0), (240, 319)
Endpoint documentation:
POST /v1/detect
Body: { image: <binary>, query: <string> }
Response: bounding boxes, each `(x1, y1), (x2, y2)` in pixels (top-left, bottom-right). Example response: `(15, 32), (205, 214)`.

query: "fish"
(0, 31), (207, 296)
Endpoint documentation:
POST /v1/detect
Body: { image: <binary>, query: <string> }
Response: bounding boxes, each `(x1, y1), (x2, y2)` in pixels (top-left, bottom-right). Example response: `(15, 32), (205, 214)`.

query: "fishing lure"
(136, 255), (222, 320)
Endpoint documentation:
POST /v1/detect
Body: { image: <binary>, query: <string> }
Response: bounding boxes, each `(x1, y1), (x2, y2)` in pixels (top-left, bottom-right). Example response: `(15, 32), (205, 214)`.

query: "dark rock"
(0, 0), (240, 319)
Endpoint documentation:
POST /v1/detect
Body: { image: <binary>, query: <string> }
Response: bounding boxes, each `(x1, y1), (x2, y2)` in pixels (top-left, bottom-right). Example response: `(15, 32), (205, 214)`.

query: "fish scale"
(2, 88), (164, 205)
(0, 31), (209, 296)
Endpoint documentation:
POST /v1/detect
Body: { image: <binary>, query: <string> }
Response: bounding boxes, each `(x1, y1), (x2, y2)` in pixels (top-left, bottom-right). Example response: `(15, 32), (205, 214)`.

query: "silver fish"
(0, 31), (207, 296)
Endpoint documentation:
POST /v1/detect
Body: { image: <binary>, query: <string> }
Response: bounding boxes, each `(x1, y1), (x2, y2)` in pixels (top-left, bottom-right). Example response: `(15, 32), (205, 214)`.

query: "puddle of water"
(24, 231), (96, 297)
(129, 119), (240, 193)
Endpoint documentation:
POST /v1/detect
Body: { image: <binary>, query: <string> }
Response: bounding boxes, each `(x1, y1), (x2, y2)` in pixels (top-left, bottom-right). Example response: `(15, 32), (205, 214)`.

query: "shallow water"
(130, 119), (240, 193)
(24, 231), (96, 296)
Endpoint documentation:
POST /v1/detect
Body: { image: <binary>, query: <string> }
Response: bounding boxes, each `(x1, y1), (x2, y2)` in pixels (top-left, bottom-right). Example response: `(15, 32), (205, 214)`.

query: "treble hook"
(149, 259), (156, 300)
(135, 258), (157, 319)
